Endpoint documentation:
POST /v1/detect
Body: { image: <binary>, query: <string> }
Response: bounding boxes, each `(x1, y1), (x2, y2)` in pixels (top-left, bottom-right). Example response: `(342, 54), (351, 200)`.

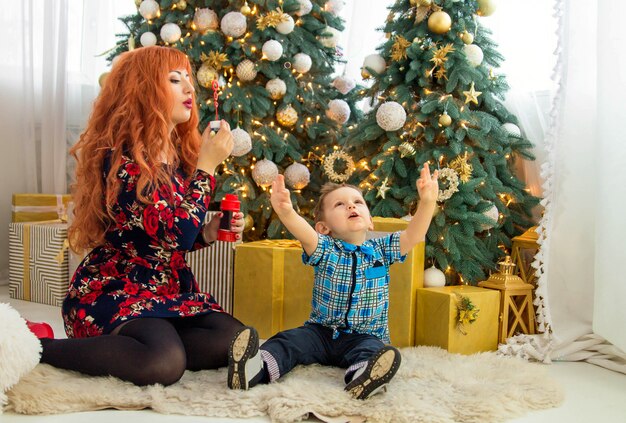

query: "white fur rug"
(5, 346), (563, 422)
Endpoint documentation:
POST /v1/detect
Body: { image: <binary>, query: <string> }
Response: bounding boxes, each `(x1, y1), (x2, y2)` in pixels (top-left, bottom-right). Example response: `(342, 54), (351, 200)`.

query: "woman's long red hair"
(69, 46), (201, 252)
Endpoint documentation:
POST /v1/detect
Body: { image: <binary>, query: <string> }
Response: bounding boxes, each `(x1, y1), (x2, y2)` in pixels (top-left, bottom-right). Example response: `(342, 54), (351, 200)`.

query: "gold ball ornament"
(197, 63), (218, 88)
(243, 214), (254, 232)
(361, 69), (371, 79)
(176, 0), (187, 9)
(134, 0), (142, 7)
(276, 106), (298, 127)
(240, 2), (251, 14)
(428, 11), (452, 35)
(439, 113), (452, 127)
(477, 0), (497, 17)
(461, 31), (474, 44)
(98, 72), (110, 88)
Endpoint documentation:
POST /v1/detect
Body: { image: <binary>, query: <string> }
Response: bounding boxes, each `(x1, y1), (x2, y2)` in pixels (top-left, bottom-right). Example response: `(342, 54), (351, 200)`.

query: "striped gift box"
(8, 221), (69, 307)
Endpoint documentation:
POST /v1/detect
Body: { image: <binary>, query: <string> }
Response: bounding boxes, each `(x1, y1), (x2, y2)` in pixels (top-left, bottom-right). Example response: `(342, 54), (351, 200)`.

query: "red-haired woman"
(38, 46), (258, 386)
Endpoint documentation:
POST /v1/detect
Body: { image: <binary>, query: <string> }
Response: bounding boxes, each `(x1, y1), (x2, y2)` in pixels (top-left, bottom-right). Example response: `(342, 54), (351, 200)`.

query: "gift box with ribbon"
(9, 220), (69, 306)
(11, 193), (71, 223)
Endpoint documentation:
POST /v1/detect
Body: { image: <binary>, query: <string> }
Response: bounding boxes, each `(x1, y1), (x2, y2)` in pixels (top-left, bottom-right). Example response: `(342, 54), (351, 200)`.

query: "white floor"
(2, 285), (626, 423)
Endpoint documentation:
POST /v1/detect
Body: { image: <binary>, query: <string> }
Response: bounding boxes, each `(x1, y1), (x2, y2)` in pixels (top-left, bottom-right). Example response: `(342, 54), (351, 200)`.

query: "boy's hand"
(270, 175), (294, 217)
(417, 163), (439, 203)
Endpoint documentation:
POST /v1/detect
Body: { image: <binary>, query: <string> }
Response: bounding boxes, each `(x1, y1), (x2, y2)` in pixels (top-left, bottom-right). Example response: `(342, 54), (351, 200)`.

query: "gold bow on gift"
(455, 294), (480, 335)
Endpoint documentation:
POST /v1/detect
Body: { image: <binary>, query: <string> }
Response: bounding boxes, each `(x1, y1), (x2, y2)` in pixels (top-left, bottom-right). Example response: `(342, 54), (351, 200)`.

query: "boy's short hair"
(313, 182), (364, 223)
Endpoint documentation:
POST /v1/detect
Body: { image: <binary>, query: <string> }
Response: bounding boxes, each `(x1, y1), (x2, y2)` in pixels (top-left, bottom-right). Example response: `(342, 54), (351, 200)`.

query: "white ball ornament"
(193, 8), (218, 32)
(463, 44), (484, 67)
(293, 53), (312, 73)
(140, 31), (157, 47)
(221, 11), (247, 38)
(320, 26), (341, 48)
(362, 54), (387, 77)
(332, 75), (356, 94)
(262, 40), (283, 61)
(252, 159), (279, 187)
(480, 204), (499, 230)
(424, 266), (446, 287)
(325, 0), (345, 15)
(501, 122), (521, 137)
(139, 0), (159, 20)
(326, 99), (351, 125)
(160, 23), (181, 44)
(231, 128), (252, 157)
(236, 60), (257, 81)
(265, 78), (287, 100)
(276, 106), (299, 127)
(376, 101), (407, 132)
(276, 14), (295, 35)
(284, 163), (311, 189)
(295, 0), (313, 16)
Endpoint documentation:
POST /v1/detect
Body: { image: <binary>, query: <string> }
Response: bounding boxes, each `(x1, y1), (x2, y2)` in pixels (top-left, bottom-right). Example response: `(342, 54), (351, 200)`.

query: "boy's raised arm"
(270, 175), (318, 256)
(400, 163), (439, 256)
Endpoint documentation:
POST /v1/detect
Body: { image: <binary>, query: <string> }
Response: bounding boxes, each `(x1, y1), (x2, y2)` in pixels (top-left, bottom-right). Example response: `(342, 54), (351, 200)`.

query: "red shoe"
(26, 320), (54, 339)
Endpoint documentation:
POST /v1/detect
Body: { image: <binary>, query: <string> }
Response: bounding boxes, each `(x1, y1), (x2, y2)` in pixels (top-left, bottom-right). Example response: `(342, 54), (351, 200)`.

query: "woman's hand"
(202, 211), (245, 242)
(197, 120), (234, 175)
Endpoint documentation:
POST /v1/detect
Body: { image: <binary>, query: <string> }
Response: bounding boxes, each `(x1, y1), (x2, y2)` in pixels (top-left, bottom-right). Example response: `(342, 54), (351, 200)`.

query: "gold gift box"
(12, 193), (71, 223)
(416, 286), (500, 354)
(233, 217), (424, 347)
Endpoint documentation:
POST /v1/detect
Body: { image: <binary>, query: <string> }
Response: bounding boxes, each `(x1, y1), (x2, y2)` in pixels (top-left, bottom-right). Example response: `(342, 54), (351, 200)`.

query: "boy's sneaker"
(345, 345), (401, 400)
(227, 326), (262, 390)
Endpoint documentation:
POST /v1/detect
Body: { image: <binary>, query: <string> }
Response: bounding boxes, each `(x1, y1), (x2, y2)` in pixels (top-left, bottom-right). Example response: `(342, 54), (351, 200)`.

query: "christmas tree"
(344, 0), (539, 284)
(109, 0), (360, 240)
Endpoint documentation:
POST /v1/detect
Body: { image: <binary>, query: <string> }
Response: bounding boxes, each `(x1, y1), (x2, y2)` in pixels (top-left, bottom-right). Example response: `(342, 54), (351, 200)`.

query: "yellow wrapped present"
(8, 220), (69, 306)
(12, 193), (71, 223)
(416, 286), (500, 354)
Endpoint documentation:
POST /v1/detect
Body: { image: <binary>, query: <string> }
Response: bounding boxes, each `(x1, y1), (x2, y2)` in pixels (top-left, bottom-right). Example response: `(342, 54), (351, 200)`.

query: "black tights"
(40, 312), (244, 386)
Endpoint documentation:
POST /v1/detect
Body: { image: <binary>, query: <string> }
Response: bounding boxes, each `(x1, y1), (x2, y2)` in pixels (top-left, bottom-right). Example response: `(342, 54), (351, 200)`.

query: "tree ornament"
(390, 35), (412, 62)
(461, 30), (474, 45)
(276, 106), (298, 127)
(437, 168), (460, 201)
(296, 0), (313, 16)
(139, 0), (159, 20)
(480, 204), (499, 230)
(135, 0), (142, 7)
(276, 14), (295, 35)
(398, 142), (416, 158)
(361, 54), (387, 78)
(463, 82), (482, 105)
(439, 112), (452, 127)
(320, 26), (341, 48)
(428, 11), (452, 34)
(176, 0), (187, 10)
(240, 2), (251, 15)
(376, 177), (391, 199)
(284, 162), (311, 189)
(332, 75), (356, 94)
(252, 159), (278, 187)
(221, 11), (247, 38)
(463, 44), (484, 67)
(193, 8), (219, 32)
(477, 0), (498, 17)
(243, 214), (254, 232)
(262, 40), (283, 61)
(449, 152), (473, 182)
(326, 99), (351, 124)
(293, 53), (312, 73)
(197, 63), (218, 88)
(231, 128), (252, 157)
(323, 150), (355, 183)
(325, 0), (345, 15)
(424, 266), (446, 287)
(236, 59), (257, 81)
(265, 78), (287, 100)
(160, 23), (181, 44)
(139, 31), (157, 47)
(376, 101), (407, 132)
(501, 122), (521, 137)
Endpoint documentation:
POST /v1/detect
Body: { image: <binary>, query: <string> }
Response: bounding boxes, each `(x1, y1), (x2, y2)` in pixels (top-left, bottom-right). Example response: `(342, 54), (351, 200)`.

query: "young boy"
(227, 164), (439, 399)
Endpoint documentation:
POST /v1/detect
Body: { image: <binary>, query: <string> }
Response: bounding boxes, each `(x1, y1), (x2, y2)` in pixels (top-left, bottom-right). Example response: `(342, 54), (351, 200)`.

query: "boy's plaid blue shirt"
(302, 231), (406, 343)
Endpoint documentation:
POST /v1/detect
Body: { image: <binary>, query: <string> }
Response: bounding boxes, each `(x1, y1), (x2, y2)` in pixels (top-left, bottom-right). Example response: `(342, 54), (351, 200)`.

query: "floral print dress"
(62, 155), (223, 338)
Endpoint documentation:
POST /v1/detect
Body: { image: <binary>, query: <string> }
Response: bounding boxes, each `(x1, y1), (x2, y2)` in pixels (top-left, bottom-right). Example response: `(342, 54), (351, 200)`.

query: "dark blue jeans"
(260, 323), (385, 383)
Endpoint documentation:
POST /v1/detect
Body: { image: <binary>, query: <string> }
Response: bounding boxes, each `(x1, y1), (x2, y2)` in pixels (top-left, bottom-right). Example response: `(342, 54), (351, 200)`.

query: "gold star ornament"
(463, 82), (482, 105)
(376, 177), (391, 199)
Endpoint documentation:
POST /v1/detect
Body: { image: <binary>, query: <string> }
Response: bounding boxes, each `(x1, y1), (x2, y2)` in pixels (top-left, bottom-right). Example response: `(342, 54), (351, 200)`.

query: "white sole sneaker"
(345, 346), (401, 400)
(227, 326), (260, 390)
